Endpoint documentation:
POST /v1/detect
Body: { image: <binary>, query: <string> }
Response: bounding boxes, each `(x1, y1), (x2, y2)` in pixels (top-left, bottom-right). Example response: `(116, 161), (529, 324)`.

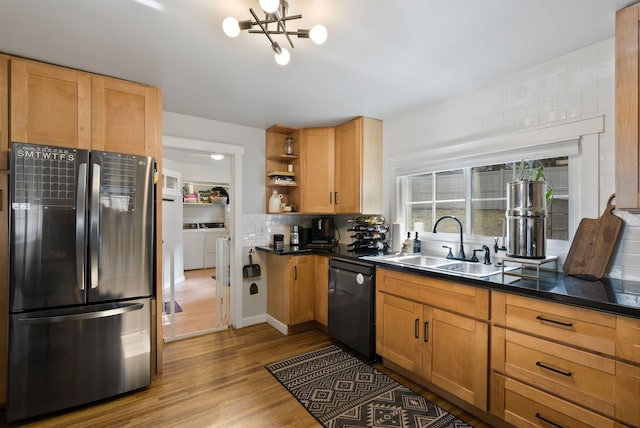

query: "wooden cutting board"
(563, 194), (623, 280)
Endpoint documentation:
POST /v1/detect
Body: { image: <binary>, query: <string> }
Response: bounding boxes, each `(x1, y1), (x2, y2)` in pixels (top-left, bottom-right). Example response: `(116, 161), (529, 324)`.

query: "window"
(399, 156), (569, 241)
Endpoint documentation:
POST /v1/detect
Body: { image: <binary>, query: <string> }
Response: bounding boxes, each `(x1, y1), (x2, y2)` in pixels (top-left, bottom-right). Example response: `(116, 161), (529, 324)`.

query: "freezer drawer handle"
(18, 303), (144, 324)
(76, 163), (87, 291)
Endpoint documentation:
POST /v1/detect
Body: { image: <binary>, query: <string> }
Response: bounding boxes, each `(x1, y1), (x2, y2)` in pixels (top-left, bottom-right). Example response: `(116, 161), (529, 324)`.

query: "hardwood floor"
(163, 268), (227, 338)
(6, 324), (492, 428)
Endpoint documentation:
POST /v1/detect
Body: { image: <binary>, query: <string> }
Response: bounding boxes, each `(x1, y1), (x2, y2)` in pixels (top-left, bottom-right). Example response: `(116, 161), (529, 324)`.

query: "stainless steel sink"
(372, 254), (516, 279)
(382, 255), (449, 267)
(433, 262), (513, 278)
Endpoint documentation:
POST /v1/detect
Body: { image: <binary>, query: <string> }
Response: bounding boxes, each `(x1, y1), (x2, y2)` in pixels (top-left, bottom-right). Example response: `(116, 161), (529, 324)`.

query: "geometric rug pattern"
(266, 345), (473, 428)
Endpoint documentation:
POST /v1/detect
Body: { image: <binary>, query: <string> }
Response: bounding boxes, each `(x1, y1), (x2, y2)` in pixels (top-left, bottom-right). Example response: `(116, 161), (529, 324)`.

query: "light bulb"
(259, 0), (279, 13)
(222, 17), (240, 38)
(309, 24), (327, 45)
(275, 47), (290, 65)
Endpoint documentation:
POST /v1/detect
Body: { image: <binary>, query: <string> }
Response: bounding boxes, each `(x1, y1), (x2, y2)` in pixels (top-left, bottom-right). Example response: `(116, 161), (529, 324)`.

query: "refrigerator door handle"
(90, 163), (101, 289)
(76, 163), (87, 291)
(17, 303), (144, 324)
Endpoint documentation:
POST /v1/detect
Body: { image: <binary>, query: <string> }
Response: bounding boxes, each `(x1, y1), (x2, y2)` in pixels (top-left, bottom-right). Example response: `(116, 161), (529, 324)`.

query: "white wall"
(163, 111), (265, 214)
(384, 38), (640, 281)
(163, 111), (267, 324)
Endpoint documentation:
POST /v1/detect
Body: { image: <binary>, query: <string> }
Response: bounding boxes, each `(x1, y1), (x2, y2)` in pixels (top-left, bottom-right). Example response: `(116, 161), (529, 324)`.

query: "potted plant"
(516, 159), (553, 203)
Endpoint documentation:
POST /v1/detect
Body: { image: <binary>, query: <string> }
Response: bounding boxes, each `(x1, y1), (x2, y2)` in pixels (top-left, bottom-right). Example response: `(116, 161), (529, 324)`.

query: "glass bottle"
(285, 137), (294, 155)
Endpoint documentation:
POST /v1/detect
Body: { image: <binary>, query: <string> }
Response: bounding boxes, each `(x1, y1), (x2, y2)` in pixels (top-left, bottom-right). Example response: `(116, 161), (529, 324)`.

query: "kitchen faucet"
(432, 215), (467, 261)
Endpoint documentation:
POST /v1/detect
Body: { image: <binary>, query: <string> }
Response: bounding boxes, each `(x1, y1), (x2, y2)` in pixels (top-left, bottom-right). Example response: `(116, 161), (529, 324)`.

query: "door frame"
(162, 135), (244, 333)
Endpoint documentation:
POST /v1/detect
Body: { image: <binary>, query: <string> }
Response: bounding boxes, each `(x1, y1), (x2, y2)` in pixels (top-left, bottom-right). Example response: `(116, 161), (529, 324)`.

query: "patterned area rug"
(266, 345), (473, 428)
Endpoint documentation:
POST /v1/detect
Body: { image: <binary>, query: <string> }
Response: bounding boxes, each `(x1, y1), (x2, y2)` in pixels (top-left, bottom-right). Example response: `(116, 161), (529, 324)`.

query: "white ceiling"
(0, 0), (632, 131)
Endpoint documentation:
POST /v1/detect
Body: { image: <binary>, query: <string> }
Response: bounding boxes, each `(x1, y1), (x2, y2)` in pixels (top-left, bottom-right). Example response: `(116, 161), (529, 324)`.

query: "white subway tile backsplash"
(392, 37), (637, 280)
(553, 91), (583, 109)
(525, 100), (553, 116)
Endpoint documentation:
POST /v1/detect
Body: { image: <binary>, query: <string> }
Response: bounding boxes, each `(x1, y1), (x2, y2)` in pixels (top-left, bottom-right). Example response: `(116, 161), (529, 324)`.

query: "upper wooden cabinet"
(335, 117), (382, 214)
(9, 58), (161, 158)
(299, 127), (335, 213)
(0, 55), (8, 170)
(92, 75), (160, 157)
(616, 4), (640, 211)
(279, 116), (382, 215)
(10, 58), (91, 150)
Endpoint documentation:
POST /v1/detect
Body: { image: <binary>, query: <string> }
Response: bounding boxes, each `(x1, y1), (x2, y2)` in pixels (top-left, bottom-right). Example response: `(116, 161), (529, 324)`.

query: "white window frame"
(388, 116), (604, 259)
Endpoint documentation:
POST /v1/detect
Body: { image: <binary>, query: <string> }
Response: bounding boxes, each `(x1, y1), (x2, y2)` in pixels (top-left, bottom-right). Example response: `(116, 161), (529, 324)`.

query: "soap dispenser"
(413, 231), (421, 253)
(402, 232), (412, 254)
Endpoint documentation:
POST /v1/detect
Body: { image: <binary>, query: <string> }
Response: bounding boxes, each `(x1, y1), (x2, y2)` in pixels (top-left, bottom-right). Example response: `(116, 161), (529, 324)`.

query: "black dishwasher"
(328, 257), (375, 360)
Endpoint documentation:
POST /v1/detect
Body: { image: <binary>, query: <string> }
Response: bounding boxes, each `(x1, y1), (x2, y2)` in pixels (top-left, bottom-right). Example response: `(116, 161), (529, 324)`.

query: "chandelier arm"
(272, 10), (295, 48)
(249, 8), (276, 46)
(251, 14), (302, 26)
(249, 30), (302, 35)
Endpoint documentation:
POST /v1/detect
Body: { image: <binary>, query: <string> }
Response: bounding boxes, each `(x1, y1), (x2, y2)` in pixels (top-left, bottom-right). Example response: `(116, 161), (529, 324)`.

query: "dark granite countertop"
(256, 243), (386, 261)
(256, 245), (640, 319)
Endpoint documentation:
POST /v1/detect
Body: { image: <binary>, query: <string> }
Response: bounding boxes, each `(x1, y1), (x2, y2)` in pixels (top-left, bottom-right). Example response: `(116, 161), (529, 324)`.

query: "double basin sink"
(371, 254), (515, 279)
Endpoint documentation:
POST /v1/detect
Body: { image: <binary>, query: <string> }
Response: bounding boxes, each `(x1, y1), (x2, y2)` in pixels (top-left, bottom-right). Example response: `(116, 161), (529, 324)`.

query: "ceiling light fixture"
(222, 0), (327, 65)
(210, 154), (225, 160)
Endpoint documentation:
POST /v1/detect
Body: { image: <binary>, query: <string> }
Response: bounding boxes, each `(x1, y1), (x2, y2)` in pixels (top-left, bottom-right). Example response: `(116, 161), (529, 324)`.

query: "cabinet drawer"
(502, 377), (616, 428)
(503, 329), (616, 418)
(376, 267), (489, 320)
(501, 293), (617, 356)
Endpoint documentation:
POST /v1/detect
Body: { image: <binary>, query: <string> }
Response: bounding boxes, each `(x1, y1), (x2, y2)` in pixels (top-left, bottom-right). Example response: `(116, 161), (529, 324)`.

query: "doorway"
(161, 136), (243, 341)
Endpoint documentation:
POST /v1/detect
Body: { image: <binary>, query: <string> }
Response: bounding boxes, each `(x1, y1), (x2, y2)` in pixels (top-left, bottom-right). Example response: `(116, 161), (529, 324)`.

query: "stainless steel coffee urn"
(290, 225), (300, 246)
(506, 180), (547, 258)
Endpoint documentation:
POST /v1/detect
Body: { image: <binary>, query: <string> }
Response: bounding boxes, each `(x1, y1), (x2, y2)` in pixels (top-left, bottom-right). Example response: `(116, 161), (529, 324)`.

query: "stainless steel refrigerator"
(7, 142), (154, 421)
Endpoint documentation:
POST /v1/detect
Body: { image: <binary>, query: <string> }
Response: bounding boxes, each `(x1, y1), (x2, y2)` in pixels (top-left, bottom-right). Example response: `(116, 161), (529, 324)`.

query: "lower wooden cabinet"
(376, 267), (489, 410)
(266, 254), (315, 330)
(492, 374), (618, 428)
(491, 291), (640, 427)
(313, 255), (329, 326)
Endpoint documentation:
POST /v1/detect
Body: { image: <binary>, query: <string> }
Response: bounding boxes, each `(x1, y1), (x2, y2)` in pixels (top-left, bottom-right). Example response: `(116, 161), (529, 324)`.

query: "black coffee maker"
(311, 217), (334, 244)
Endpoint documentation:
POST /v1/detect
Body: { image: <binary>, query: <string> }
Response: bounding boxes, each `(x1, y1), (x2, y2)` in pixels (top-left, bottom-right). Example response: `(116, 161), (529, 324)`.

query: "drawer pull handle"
(424, 321), (429, 342)
(536, 315), (573, 328)
(535, 412), (564, 428)
(536, 361), (572, 377)
(414, 319), (419, 339)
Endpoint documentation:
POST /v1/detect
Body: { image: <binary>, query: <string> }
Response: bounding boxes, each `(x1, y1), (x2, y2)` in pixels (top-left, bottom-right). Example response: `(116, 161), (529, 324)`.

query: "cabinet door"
(335, 117), (362, 214)
(616, 4), (640, 210)
(313, 255), (329, 326)
(10, 58), (91, 149)
(266, 253), (290, 325)
(299, 127), (335, 213)
(430, 308), (488, 410)
(92, 75), (160, 156)
(376, 292), (422, 374)
(290, 255), (314, 325)
(0, 55), (7, 169)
